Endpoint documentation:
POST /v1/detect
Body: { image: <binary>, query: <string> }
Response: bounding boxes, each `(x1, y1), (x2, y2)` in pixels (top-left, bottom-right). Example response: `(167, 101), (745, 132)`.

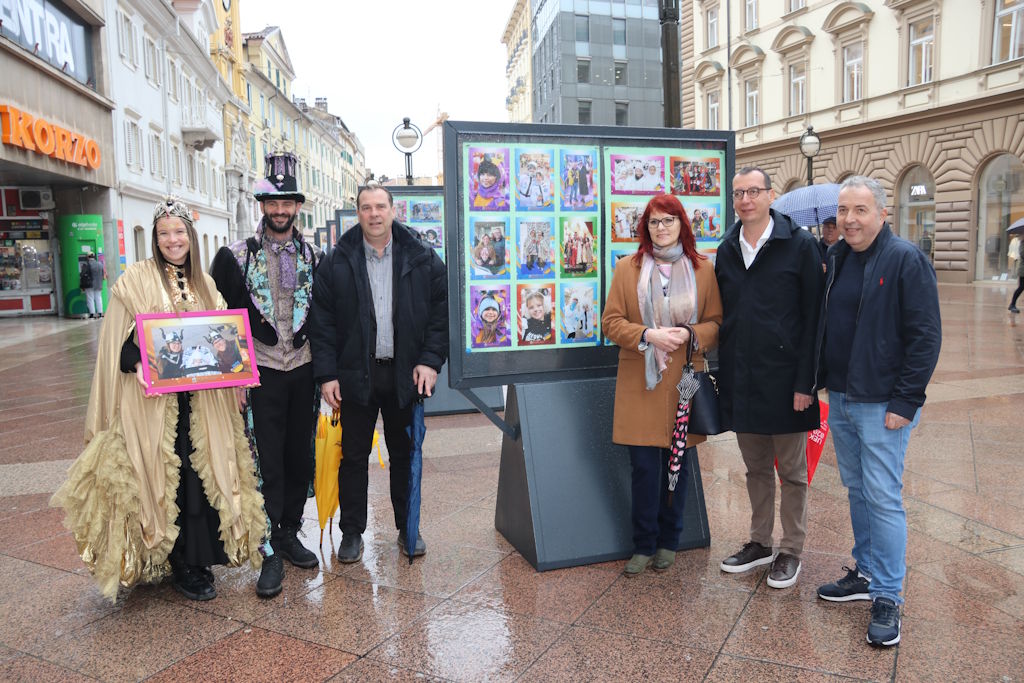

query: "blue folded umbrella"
(771, 183), (841, 227)
(404, 400), (426, 564)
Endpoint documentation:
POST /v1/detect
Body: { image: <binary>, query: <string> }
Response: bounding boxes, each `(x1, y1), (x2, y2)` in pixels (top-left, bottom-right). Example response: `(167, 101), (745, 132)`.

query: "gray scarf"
(637, 243), (697, 390)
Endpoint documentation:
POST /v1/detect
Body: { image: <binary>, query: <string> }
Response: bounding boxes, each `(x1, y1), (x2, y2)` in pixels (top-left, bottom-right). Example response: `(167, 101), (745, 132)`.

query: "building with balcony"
(503, 0), (533, 123)
(691, 0), (1024, 283)
(109, 0), (231, 271)
(531, 0), (666, 125)
(242, 28), (362, 237)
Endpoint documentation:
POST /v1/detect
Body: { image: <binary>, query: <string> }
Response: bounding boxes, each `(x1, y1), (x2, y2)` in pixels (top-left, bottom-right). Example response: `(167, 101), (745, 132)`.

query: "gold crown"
(152, 196), (193, 227)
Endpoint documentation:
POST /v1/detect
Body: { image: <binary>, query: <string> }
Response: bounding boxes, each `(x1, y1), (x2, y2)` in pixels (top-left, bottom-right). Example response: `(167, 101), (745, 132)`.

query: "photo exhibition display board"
(444, 121), (735, 389)
(389, 187), (446, 263)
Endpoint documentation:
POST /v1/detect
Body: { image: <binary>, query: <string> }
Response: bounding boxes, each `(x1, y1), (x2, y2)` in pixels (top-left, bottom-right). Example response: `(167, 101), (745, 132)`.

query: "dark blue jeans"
(629, 445), (693, 555)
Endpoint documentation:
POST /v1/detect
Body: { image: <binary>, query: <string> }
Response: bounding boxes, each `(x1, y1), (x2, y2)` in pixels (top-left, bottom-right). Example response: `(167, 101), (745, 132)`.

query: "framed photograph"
(136, 309), (259, 396)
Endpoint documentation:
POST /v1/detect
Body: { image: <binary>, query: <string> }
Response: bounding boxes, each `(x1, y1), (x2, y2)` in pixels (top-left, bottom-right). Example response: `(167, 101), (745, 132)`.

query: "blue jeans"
(828, 392), (920, 604)
(629, 445), (691, 555)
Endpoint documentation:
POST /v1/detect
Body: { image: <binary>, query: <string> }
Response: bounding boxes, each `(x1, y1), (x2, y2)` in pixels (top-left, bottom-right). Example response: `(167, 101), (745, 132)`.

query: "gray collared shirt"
(364, 237), (394, 359)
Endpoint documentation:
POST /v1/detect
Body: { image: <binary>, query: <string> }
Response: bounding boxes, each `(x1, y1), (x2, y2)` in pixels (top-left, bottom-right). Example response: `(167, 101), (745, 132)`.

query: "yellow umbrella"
(313, 409), (384, 544)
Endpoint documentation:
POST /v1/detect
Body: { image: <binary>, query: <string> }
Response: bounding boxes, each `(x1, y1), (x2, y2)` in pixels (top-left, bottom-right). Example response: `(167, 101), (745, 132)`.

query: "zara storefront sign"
(0, 0), (92, 86)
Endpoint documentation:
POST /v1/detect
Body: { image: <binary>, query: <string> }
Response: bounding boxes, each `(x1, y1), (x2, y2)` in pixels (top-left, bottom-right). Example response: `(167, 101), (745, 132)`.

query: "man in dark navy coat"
(715, 167), (824, 590)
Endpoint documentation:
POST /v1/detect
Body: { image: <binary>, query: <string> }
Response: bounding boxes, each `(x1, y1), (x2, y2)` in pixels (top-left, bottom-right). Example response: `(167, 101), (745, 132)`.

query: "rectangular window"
(744, 78), (759, 127)
(909, 18), (934, 85)
(577, 59), (590, 83)
(615, 102), (629, 126)
(789, 63), (806, 115)
(149, 132), (164, 178)
(575, 15), (589, 42)
(745, 0), (758, 31)
(166, 59), (178, 100)
(170, 143), (182, 185)
(707, 90), (720, 130)
(186, 152), (196, 189)
(994, 0), (1024, 63)
(143, 35), (159, 84)
(843, 42), (863, 102)
(788, 0), (805, 11)
(578, 100), (592, 125)
(707, 7), (719, 49)
(246, 82), (252, 108)
(613, 18), (626, 45)
(117, 11), (139, 66)
(124, 119), (142, 170)
(614, 61), (627, 85)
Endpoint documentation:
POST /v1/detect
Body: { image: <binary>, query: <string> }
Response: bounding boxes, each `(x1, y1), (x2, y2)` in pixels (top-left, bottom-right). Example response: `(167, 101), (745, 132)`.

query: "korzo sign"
(0, 104), (102, 170)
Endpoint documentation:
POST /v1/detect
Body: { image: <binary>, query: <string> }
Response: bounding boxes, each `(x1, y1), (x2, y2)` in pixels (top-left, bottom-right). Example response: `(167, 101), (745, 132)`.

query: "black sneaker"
(1010, 305), (1021, 313)
(817, 565), (871, 602)
(338, 532), (363, 564)
(272, 529), (319, 569)
(173, 565), (216, 601)
(867, 597), (901, 646)
(720, 541), (774, 573)
(256, 554), (283, 598)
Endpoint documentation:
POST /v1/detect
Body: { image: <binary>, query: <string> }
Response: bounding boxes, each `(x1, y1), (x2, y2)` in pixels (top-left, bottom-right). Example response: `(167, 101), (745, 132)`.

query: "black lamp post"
(392, 117), (423, 186)
(799, 126), (821, 186)
(659, 0), (681, 128)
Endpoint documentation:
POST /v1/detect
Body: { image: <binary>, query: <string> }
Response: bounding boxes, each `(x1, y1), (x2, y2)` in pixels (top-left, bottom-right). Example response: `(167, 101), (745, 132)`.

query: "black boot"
(272, 527), (319, 569)
(172, 564), (216, 601)
(338, 532), (363, 564)
(256, 555), (283, 598)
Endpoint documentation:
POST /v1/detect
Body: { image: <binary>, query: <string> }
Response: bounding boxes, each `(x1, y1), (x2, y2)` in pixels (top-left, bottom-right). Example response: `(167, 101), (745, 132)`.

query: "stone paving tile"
(0, 492), (55, 518)
(0, 506), (67, 551)
(721, 594), (896, 680)
(914, 551), (1024, 620)
(255, 575), (441, 656)
(366, 600), (567, 683)
(896, 618), (1024, 682)
(327, 657), (449, 682)
(0, 654), (98, 683)
(37, 598), (241, 681)
(146, 627), (358, 682)
(421, 504), (515, 554)
(705, 655), (855, 682)
(4, 532), (89, 575)
(450, 553), (619, 623)
(518, 625), (715, 682)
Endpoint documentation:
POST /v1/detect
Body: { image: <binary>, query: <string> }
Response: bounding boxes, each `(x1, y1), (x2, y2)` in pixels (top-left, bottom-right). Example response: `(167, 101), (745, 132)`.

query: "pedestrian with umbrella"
(310, 185), (448, 564)
(1006, 218), (1024, 313)
(602, 193), (723, 576)
(771, 183), (841, 228)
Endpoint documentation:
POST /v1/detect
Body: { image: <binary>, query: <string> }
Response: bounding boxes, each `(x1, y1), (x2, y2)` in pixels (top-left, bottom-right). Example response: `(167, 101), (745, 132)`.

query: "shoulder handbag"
(681, 326), (724, 436)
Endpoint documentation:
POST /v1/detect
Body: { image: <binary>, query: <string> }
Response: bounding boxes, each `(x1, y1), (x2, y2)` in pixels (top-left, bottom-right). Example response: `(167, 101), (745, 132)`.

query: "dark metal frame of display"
(443, 119), (735, 389)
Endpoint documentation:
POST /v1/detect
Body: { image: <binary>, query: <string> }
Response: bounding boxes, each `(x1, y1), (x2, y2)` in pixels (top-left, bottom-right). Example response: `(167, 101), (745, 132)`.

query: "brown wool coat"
(602, 254), (723, 448)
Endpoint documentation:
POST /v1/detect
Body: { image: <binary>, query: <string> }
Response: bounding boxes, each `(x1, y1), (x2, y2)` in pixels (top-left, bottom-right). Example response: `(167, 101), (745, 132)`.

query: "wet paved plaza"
(0, 282), (1022, 681)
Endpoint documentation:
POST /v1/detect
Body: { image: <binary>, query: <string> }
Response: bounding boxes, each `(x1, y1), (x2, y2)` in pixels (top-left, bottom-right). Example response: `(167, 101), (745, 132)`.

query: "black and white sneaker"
(817, 565), (871, 602)
(867, 597), (901, 647)
(720, 541), (774, 573)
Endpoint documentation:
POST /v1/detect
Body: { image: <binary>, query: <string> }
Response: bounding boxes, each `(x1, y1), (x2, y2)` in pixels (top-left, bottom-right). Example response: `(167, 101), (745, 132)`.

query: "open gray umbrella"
(1006, 217), (1024, 235)
(771, 183), (841, 227)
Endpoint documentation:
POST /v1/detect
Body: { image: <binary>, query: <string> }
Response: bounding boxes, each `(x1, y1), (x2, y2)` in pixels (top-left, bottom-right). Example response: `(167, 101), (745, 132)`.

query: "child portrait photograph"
(559, 282), (598, 343)
(516, 284), (555, 346)
(670, 156), (721, 196)
(610, 154), (665, 195)
(559, 217), (598, 278)
(468, 147), (511, 212)
(516, 218), (555, 278)
(514, 148), (554, 211)
(610, 201), (646, 242)
(469, 218), (509, 278)
(559, 149), (598, 211)
(469, 285), (511, 350)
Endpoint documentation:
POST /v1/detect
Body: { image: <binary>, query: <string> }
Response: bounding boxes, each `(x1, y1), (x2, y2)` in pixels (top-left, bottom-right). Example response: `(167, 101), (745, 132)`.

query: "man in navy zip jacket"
(813, 176), (941, 648)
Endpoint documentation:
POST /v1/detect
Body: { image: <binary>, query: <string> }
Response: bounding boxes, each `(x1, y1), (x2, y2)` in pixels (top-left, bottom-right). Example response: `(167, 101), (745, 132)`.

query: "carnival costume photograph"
(51, 197), (276, 603)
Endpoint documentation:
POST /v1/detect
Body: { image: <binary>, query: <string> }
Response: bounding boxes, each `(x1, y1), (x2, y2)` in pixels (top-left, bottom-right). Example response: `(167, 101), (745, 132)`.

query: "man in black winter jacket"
(813, 176), (940, 648)
(715, 167), (824, 591)
(310, 186), (448, 564)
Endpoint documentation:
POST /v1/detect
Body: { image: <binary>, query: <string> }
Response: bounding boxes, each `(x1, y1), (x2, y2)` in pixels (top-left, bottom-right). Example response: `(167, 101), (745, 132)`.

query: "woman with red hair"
(603, 193), (723, 575)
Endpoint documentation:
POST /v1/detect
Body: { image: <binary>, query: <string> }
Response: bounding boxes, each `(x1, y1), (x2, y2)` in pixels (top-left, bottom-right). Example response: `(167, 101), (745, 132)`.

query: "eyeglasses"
(647, 216), (678, 228)
(732, 188), (769, 200)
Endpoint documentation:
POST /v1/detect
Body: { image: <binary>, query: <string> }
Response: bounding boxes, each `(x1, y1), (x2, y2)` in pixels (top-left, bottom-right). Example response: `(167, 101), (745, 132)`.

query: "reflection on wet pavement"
(0, 283), (1021, 680)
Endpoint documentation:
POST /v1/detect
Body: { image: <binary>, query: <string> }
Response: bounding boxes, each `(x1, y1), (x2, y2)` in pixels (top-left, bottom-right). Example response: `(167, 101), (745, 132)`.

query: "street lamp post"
(392, 117), (423, 186)
(659, 0), (681, 128)
(799, 126), (821, 186)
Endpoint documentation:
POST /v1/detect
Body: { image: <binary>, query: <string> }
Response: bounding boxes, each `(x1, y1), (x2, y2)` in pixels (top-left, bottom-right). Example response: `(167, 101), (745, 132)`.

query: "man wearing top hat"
(211, 152), (322, 595)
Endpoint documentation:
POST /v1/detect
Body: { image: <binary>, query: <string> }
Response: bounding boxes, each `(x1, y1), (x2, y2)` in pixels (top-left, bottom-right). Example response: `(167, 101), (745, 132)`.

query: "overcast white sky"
(241, 0), (517, 183)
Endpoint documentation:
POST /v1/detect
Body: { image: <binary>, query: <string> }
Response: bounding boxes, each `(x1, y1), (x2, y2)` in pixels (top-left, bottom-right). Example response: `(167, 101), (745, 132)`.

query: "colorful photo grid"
(602, 146), (727, 297)
(396, 193), (445, 262)
(463, 143), (602, 353)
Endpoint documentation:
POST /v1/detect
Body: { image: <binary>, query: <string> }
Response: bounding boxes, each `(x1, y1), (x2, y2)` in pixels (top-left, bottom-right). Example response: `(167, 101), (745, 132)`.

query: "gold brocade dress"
(51, 260), (272, 601)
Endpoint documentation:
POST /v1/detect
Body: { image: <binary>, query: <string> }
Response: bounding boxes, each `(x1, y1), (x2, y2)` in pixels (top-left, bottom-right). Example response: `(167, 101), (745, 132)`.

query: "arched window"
(977, 153), (1024, 280)
(897, 165), (936, 262)
(202, 234), (210, 271)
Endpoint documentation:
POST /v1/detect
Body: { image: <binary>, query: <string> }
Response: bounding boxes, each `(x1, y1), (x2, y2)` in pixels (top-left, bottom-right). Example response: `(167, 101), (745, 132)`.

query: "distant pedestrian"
(82, 253), (105, 318)
(818, 218), (840, 267)
(1008, 235), (1023, 313)
(814, 176), (941, 647)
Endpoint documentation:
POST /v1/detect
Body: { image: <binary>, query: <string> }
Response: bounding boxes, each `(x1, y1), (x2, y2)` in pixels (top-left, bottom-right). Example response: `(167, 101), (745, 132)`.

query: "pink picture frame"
(135, 309), (260, 396)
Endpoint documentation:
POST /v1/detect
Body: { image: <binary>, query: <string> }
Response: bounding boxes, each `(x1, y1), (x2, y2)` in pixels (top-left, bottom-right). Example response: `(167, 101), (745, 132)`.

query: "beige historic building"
(241, 27), (363, 238)
(690, 0), (1024, 283)
(503, 0), (533, 123)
